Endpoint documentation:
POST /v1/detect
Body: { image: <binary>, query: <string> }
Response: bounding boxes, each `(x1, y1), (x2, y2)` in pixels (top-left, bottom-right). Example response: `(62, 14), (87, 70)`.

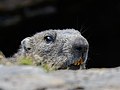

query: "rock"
(0, 65), (65, 90)
(0, 65), (120, 90)
(51, 67), (120, 90)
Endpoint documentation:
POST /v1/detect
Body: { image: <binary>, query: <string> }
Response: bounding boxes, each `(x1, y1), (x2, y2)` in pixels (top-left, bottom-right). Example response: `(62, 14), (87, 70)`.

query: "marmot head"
(20, 29), (89, 70)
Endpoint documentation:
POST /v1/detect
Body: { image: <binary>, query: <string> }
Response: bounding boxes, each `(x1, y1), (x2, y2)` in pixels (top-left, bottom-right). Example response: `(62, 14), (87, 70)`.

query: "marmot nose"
(73, 37), (89, 52)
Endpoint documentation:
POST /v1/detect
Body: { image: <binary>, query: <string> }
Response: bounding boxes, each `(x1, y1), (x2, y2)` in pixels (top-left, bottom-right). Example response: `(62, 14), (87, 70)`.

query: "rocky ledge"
(0, 65), (120, 90)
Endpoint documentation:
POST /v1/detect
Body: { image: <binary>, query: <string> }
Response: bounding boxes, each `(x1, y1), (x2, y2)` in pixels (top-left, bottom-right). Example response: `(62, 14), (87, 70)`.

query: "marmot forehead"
(47, 29), (81, 34)
(34, 29), (81, 38)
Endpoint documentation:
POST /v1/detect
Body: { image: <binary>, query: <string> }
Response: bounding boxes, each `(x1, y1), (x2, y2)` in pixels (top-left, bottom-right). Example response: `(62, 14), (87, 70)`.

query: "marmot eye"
(44, 36), (54, 43)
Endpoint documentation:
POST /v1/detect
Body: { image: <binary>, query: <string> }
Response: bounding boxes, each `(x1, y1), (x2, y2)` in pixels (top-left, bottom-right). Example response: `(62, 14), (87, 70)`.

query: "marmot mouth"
(58, 57), (84, 70)
(67, 47), (88, 70)
(58, 51), (88, 70)
(67, 57), (84, 70)
(73, 57), (84, 65)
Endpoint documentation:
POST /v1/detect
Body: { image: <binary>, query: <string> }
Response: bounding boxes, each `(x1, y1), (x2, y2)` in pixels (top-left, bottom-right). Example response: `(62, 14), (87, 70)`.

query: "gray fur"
(13, 29), (89, 69)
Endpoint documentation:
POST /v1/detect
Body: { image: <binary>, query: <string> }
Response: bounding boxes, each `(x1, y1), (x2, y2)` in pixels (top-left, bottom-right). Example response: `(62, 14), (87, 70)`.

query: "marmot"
(1, 29), (89, 70)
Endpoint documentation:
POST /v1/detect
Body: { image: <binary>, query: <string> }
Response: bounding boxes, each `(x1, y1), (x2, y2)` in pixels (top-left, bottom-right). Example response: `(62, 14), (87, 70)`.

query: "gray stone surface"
(0, 65), (120, 90)
(0, 65), (65, 90)
(52, 67), (120, 90)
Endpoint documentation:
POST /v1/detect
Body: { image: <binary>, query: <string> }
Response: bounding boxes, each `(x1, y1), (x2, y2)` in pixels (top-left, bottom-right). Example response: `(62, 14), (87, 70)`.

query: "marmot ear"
(21, 37), (32, 53)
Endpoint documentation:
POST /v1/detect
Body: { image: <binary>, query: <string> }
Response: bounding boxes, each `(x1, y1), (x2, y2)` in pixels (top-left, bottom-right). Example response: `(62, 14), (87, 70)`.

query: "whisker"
(81, 27), (89, 34)
(80, 24), (85, 33)
(86, 33), (92, 40)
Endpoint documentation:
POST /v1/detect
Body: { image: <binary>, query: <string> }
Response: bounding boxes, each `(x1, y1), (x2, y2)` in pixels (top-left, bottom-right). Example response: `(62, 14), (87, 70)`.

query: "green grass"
(18, 56), (33, 65)
(18, 56), (55, 72)
(41, 64), (56, 72)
